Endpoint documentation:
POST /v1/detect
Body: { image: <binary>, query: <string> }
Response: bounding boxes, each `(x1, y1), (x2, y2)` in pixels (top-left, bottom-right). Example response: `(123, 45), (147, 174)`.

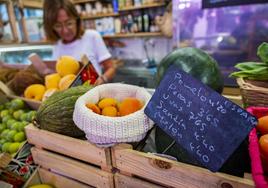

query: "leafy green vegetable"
(230, 42), (268, 80)
(234, 62), (266, 71)
(257, 42), (268, 63)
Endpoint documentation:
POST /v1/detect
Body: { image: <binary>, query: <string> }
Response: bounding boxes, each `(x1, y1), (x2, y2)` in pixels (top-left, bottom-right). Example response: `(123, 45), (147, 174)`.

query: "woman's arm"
(94, 58), (116, 85)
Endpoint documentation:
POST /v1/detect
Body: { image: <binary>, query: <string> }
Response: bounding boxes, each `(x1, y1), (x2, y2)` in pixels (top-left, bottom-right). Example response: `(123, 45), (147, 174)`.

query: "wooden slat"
(22, 0), (43, 9)
(6, 1), (19, 42)
(114, 173), (163, 188)
(8, 95), (41, 110)
(31, 148), (114, 188)
(72, 0), (96, 4)
(81, 13), (119, 20)
(112, 145), (255, 188)
(25, 124), (112, 169)
(39, 168), (93, 188)
(119, 3), (165, 11)
(0, 153), (12, 168)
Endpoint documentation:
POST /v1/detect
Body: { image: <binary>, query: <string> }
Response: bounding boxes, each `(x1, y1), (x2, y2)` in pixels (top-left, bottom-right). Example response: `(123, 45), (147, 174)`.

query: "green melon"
(35, 85), (93, 138)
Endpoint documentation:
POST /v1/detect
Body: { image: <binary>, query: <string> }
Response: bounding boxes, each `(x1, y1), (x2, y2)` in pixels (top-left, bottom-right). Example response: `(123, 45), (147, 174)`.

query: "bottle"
(112, 0), (119, 13)
(143, 14), (149, 32)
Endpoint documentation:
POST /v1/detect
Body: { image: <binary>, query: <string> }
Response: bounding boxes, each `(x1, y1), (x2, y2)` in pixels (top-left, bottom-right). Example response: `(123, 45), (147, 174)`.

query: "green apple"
(10, 99), (25, 110)
(0, 104), (4, 111)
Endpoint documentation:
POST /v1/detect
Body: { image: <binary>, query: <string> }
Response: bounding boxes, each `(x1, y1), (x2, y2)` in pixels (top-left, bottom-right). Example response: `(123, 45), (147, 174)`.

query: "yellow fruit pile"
(86, 97), (143, 117)
(24, 56), (80, 101)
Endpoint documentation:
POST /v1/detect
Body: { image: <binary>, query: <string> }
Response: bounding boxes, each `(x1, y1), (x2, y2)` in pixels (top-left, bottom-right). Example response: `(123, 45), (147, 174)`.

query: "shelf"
(81, 13), (119, 19)
(103, 32), (163, 39)
(21, 0), (43, 9)
(119, 3), (166, 11)
(72, 0), (96, 4)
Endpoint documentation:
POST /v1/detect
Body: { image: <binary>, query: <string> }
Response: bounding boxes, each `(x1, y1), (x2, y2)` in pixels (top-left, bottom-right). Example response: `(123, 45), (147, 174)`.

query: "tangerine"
(86, 103), (101, 114)
(102, 106), (117, 117)
(259, 134), (268, 159)
(257, 115), (268, 135)
(119, 98), (142, 116)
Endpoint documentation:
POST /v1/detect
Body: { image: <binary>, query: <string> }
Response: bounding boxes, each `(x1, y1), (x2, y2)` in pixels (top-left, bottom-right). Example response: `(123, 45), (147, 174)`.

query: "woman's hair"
(43, 0), (84, 42)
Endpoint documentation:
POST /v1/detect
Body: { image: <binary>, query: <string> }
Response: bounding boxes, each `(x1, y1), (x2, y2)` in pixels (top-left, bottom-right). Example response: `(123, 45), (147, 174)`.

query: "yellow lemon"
(45, 73), (61, 89)
(58, 74), (76, 91)
(24, 84), (46, 101)
(56, 56), (80, 77)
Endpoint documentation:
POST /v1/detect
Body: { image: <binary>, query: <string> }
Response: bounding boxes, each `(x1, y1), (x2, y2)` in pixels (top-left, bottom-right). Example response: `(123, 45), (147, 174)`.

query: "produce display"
(230, 42), (268, 80)
(35, 85), (93, 138)
(257, 115), (268, 173)
(24, 56), (80, 102)
(0, 98), (36, 155)
(86, 97), (143, 117)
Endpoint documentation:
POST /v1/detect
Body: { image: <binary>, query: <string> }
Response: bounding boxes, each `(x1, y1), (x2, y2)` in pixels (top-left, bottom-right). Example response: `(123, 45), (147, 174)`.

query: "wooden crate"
(25, 124), (114, 188)
(23, 167), (93, 188)
(112, 144), (255, 188)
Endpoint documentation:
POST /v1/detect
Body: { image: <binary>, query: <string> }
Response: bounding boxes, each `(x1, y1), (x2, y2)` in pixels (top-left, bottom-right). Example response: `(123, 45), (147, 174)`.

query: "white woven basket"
(73, 83), (154, 145)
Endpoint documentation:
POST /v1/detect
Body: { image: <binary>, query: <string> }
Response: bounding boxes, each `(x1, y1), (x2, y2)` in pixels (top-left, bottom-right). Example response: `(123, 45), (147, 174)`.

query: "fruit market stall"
(1, 45), (267, 188)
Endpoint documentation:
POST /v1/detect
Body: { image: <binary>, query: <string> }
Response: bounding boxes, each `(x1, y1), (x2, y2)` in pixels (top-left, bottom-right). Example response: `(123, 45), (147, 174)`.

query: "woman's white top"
(52, 29), (111, 75)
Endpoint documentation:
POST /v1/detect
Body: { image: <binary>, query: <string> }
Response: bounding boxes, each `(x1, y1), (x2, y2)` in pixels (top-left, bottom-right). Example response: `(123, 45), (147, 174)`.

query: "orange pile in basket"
(257, 115), (268, 173)
(85, 97), (143, 117)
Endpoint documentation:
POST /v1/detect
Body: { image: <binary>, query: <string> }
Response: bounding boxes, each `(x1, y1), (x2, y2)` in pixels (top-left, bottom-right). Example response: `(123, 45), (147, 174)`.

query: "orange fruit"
(98, 98), (117, 109)
(257, 115), (268, 135)
(119, 98), (142, 116)
(86, 103), (101, 114)
(102, 106), (117, 117)
(259, 134), (268, 159)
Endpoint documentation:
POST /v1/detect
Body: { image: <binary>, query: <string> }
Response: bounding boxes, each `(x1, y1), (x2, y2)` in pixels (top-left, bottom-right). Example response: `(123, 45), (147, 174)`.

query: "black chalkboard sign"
(202, 0), (268, 9)
(144, 65), (257, 172)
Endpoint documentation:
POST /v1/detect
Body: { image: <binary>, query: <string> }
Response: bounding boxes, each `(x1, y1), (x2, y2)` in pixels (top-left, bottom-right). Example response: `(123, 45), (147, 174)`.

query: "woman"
(43, 0), (116, 85)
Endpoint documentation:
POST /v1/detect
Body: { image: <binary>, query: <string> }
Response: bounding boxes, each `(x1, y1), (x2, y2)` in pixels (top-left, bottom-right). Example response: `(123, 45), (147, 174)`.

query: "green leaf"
(257, 42), (268, 63)
(235, 62), (267, 71)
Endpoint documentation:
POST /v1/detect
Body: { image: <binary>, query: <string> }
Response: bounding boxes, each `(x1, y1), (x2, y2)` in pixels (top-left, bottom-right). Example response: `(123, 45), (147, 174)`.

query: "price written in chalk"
(145, 65), (257, 172)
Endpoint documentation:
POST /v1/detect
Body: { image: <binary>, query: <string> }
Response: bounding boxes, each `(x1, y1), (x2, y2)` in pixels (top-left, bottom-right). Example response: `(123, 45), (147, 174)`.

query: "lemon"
(14, 132), (26, 142)
(28, 184), (54, 188)
(8, 142), (21, 154)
